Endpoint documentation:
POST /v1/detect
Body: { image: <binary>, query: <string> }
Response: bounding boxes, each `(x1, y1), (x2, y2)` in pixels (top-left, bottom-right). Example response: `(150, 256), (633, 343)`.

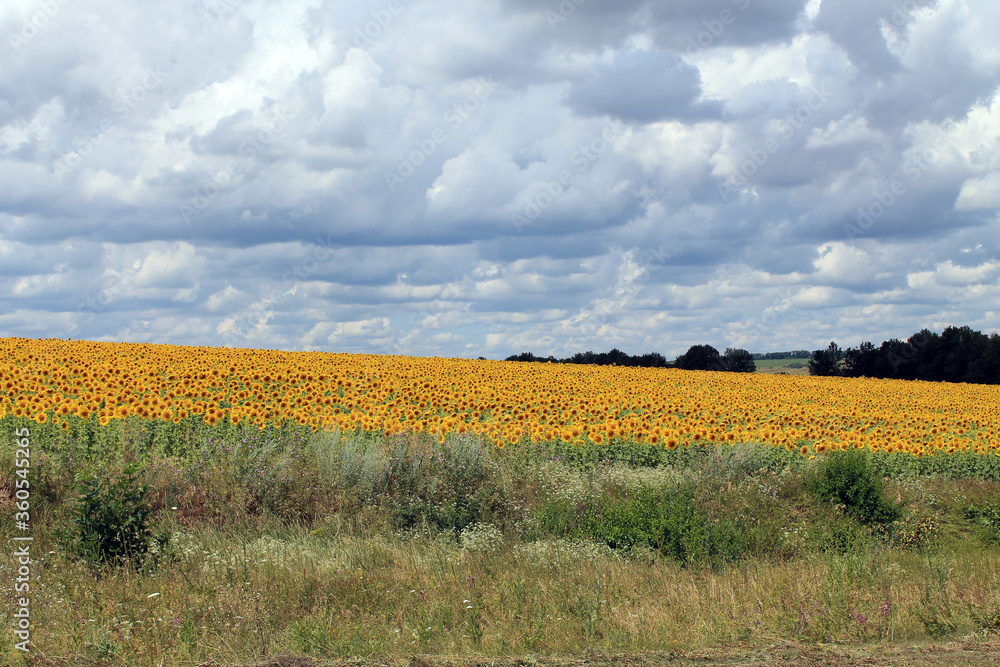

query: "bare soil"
(26, 638), (1000, 667)
(222, 638), (1000, 667)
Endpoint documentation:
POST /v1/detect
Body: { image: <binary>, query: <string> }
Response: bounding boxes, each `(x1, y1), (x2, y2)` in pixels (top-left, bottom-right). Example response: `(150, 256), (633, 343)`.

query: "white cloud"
(133, 243), (200, 288)
(0, 0), (998, 357)
(812, 242), (875, 285)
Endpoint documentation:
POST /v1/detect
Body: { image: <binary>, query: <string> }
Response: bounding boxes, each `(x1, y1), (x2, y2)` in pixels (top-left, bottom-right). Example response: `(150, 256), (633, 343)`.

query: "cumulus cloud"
(566, 49), (723, 123)
(0, 0), (998, 357)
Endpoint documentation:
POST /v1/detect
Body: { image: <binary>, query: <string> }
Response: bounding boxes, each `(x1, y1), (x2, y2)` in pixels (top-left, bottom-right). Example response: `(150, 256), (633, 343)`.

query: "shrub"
(806, 449), (901, 527)
(536, 482), (758, 568)
(68, 463), (165, 568)
(331, 431), (504, 536)
(964, 502), (1000, 545)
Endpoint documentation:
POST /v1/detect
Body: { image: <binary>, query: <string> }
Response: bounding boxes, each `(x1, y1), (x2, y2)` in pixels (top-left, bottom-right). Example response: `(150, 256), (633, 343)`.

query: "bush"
(536, 482), (757, 568)
(68, 463), (165, 568)
(964, 502), (1000, 545)
(328, 431), (503, 536)
(806, 449), (901, 527)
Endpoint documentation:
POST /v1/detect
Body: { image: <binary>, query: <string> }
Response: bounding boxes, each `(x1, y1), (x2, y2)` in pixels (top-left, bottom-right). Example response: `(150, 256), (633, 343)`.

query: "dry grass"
(4, 421), (1000, 666)
(8, 521), (1000, 666)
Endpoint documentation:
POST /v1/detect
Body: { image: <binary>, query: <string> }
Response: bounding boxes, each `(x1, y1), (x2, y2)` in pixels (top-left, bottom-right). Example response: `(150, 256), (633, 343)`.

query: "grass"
(754, 358), (810, 375)
(2, 415), (999, 665)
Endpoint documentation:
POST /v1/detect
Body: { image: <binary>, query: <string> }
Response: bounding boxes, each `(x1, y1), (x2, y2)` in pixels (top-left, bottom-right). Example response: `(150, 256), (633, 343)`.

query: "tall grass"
(2, 414), (999, 665)
(6, 523), (999, 664)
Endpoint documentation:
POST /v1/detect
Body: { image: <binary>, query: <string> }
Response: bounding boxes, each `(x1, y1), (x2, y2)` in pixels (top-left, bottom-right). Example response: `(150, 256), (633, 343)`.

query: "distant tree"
(722, 347), (756, 373)
(906, 329), (942, 381)
(843, 341), (879, 377)
(940, 325), (990, 383)
(566, 351), (598, 365)
(752, 350), (812, 361)
(604, 348), (631, 366)
(635, 352), (669, 368)
(675, 344), (725, 371)
(877, 338), (909, 377)
(808, 342), (843, 376)
(505, 352), (541, 362)
(983, 333), (1000, 382)
(503, 329), (999, 382)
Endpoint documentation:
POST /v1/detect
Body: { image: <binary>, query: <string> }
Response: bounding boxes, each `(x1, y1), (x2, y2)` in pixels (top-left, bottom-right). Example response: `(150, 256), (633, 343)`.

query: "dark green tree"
(635, 352), (669, 368)
(843, 341), (879, 377)
(675, 344), (725, 371)
(722, 347), (756, 373)
(808, 342), (843, 376)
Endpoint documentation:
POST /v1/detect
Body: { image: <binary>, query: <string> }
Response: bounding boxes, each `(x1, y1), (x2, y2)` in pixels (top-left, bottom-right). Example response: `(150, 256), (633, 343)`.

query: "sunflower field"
(2, 336), (999, 463)
(4, 337), (1000, 663)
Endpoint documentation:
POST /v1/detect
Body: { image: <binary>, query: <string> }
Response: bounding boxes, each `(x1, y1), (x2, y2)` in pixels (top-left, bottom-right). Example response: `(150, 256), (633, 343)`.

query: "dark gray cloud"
(566, 50), (723, 122)
(499, 0), (809, 51)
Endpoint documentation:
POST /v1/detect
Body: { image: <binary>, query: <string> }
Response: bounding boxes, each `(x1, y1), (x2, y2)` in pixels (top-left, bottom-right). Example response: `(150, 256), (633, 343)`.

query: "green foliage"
(814, 513), (877, 554)
(324, 431), (502, 535)
(68, 463), (165, 568)
(808, 341), (844, 376)
(661, 440), (804, 478)
(964, 502), (1000, 545)
(393, 489), (492, 534)
(818, 327), (1000, 384)
(723, 347), (756, 373)
(531, 438), (664, 471)
(806, 448), (901, 527)
(674, 344), (725, 372)
(535, 482), (762, 568)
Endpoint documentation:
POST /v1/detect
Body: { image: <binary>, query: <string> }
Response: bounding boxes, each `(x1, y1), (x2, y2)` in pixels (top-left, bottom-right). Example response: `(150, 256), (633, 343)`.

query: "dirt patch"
(28, 639), (1000, 667)
(361, 640), (997, 667)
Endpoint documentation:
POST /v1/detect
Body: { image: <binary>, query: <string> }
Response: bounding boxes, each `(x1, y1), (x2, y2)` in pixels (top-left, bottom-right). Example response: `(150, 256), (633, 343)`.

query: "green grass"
(754, 358), (809, 374)
(2, 414), (1000, 665)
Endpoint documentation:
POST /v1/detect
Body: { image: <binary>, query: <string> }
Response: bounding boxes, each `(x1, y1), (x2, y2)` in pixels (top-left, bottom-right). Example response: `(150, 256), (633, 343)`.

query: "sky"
(1, 0), (998, 360)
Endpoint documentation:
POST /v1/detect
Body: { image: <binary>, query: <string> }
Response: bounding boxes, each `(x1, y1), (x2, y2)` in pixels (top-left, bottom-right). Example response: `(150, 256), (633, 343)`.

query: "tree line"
(503, 325), (1000, 385)
(753, 350), (811, 360)
(505, 345), (757, 373)
(808, 326), (1000, 384)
